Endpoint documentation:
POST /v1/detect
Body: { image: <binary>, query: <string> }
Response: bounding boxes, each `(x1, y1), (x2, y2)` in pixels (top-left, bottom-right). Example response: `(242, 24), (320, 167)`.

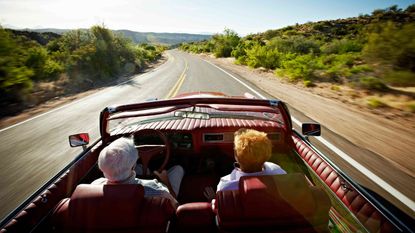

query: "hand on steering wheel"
(134, 129), (171, 176)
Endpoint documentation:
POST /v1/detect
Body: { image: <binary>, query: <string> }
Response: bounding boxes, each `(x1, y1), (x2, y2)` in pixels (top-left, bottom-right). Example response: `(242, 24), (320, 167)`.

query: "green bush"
(331, 85), (341, 91)
(1, 25), (165, 109)
(245, 44), (281, 69)
(279, 54), (321, 81)
(364, 22), (415, 72)
(367, 97), (388, 108)
(358, 76), (389, 91)
(383, 70), (415, 86)
(0, 28), (34, 104)
(43, 59), (64, 79)
(303, 80), (314, 87)
(25, 47), (48, 80)
(212, 29), (240, 58)
(318, 53), (361, 80)
(268, 36), (320, 55)
(408, 102), (415, 112)
(322, 39), (363, 54)
(350, 64), (373, 74)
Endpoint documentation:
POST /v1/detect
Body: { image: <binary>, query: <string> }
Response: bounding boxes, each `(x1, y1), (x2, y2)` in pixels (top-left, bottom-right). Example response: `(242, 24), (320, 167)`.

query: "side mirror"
(69, 133), (90, 148)
(302, 123), (321, 136)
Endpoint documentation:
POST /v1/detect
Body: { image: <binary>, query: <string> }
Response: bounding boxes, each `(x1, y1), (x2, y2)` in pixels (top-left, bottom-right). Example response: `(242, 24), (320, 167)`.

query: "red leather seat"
(51, 184), (175, 233)
(175, 202), (216, 233)
(215, 173), (331, 233)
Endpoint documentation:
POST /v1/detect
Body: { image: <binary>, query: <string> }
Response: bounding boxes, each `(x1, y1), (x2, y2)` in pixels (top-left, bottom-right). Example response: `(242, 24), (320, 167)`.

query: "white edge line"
(205, 58), (415, 211)
(204, 60), (266, 99)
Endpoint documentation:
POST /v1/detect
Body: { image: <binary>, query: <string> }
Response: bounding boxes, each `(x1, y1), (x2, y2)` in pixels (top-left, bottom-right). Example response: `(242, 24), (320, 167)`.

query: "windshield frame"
(99, 97), (288, 143)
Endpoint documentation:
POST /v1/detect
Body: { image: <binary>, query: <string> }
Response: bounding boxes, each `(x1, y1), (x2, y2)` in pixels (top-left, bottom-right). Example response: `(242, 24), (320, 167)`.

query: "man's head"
(234, 128), (272, 172)
(98, 137), (138, 182)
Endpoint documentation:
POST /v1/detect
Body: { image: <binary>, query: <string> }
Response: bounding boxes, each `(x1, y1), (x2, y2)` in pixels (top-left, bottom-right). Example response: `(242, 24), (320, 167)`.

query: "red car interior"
(214, 173), (331, 233)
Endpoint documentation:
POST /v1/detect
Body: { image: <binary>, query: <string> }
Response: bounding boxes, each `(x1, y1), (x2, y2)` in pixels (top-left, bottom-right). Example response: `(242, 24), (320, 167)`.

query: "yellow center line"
(171, 74), (187, 97)
(165, 61), (188, 99)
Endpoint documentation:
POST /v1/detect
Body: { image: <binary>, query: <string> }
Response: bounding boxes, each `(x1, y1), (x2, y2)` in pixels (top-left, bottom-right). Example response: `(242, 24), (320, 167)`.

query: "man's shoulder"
(91, 178), (107, 185)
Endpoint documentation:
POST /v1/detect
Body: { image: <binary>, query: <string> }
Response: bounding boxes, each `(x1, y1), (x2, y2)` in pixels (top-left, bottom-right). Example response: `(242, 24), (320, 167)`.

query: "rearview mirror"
(302, 123), (321, 136)
(174, 111), (210, 120)
(69, 133), (90, 147)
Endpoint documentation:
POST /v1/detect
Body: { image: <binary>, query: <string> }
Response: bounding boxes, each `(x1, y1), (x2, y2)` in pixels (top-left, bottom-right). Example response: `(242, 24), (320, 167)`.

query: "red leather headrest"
(68, 184), (145, 229)
(216, 174), (331, 232)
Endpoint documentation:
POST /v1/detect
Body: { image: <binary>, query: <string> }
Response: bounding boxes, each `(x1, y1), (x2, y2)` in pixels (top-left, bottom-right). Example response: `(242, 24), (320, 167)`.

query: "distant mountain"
(25, 28), (211, 45)
(115, 30), (211, 45)
(29, 28), (71, 35)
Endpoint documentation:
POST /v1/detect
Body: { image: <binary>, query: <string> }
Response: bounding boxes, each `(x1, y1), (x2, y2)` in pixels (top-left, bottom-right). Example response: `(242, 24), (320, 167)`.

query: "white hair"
(98, 137), (138, 182)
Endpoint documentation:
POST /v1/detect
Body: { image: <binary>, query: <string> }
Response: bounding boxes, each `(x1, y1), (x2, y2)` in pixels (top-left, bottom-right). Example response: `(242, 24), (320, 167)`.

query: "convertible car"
(0, 92), (413, 233)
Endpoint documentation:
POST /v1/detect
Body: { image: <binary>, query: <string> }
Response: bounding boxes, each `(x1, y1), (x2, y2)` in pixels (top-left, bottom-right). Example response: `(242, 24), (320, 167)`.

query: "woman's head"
(234, 128), (272, 172)
(98, 137), (138, 182)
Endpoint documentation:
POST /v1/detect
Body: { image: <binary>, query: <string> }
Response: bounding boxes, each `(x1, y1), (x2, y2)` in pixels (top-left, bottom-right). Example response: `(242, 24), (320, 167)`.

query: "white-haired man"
(91, 137), (184, 205)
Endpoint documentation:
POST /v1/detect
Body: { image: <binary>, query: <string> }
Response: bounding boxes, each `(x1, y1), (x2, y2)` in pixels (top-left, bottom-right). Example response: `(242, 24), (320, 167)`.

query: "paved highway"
(0, 50), (413, 221)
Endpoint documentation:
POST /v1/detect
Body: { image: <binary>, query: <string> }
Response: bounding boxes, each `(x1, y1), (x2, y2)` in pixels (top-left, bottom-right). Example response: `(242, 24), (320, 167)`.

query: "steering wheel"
(134, 129), (171, 176)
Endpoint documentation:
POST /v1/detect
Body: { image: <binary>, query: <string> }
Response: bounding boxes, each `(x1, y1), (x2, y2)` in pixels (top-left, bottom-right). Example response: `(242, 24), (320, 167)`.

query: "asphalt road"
(0, 50), (413, 222)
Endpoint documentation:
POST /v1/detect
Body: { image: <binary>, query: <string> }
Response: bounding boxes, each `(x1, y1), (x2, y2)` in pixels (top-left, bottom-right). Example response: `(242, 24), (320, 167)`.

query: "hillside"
(5, 29), (61, 45)
(27, 28), (211, 45)
(0, 26), (167, 117)
(180, 5), (415, 114)
(258, 5), (415, 41)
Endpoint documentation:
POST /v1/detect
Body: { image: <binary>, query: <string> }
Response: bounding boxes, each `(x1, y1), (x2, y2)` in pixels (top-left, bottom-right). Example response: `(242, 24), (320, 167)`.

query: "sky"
(0, 0), (414, 35)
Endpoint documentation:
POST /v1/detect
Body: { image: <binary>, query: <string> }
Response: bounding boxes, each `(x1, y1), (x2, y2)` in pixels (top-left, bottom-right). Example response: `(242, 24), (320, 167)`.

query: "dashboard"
(134, 130), (284, 154)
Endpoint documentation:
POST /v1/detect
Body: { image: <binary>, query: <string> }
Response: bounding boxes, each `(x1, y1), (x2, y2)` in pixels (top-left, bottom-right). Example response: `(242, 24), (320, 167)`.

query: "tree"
(0, 28), (34, 104)
(212, 29), (240, 57)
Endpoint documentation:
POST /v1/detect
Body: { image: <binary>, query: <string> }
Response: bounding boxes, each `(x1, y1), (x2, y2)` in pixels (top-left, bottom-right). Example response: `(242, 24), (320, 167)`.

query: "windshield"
(0, 0), (414, 231)
(108, 105), (285, 134)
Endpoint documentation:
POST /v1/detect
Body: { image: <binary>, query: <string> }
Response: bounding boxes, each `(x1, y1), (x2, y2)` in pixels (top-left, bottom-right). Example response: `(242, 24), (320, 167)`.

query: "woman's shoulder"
(264, 162), (287, 174)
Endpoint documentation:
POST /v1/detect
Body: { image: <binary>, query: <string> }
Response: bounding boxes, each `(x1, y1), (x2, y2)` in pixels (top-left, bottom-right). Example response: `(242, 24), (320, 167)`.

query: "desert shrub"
(367, 97), (388, 108)
(318, 53), (362, 80)
(214, 44), (233, 58)
(364, 22), (415, 71)
(383, 70), (415, 86)
(279, 54), (321, 81)
(0, 28), (34, 104)
(303, 80), (314, 87)
(43, 59), (64, 79)
(331, 85), (341, 91)
(408, 102), (415, 112)
(268, 36), (320, 55)
(358, 76), (389, 91)
(59, 26), (158, 81)
(25, 47), (48, 80)
(350, 64), (373, 74)
(322, 39), (363, 54)
(245, 44), (281, 69)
